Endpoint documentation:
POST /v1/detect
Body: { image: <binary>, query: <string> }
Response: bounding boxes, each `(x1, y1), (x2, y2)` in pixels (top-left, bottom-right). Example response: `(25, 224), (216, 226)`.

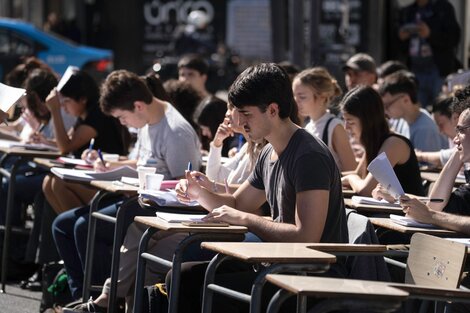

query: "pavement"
(0, 282), (42, 313)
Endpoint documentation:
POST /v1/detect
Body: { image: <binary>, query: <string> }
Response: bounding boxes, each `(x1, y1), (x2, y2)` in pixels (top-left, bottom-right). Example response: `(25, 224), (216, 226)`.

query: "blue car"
(0, 18), (113, 82)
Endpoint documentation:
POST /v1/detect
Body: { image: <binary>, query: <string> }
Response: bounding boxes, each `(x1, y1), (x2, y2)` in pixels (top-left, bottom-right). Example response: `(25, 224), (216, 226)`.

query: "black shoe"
(19, 270), (41, 289)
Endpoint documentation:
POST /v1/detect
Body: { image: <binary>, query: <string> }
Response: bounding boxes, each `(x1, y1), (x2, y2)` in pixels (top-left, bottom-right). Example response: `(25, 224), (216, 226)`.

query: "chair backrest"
(405, 233), (467, 288)
(346, 209), (390, 281)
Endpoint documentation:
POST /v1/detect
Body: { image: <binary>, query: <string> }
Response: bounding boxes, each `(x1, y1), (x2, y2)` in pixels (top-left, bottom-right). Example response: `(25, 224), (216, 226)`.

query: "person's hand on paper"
(372, 184), (396, 203)
(202, 205), (245, 226)
(399, 197), (434, 224)
(176, 170), (203, 203)
(45, 88), (61, 112)
(27, 131), (47, 144)
(82, 149), (98, 163)
(93, 157), (110, 172)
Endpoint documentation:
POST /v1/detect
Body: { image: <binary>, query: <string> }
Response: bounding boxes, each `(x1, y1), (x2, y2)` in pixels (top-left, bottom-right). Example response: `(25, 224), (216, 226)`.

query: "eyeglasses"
(383, 94), (405, 109)
(455, 124), (470, 135)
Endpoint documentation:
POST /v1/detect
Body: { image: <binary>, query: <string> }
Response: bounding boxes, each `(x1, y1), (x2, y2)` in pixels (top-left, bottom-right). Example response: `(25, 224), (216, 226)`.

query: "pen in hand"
(36, 122), (46, 134)
(224, 178), (230, 194)
(88, 138), (95, 151)
(97, 149), (107, 168)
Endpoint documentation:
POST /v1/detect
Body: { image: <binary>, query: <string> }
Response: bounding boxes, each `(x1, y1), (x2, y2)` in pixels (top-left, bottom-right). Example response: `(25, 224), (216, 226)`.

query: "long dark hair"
(340, 86), (390, 165)
(60, 70), (99, 111)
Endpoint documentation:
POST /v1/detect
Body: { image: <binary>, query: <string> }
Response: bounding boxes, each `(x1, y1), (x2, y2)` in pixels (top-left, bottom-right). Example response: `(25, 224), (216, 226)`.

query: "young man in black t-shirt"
(174, 63), (348, 313)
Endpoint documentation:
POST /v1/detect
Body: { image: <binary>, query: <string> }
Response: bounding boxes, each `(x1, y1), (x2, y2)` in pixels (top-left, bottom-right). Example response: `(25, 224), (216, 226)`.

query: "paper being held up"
(0, 83), (26, 112)
(367, 152), (404, 199)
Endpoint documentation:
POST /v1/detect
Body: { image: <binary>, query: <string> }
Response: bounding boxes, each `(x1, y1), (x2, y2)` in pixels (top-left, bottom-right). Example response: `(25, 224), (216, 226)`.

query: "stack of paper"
(155, 211), (206, 223)
(351, 196), (401, 208)
(140, 189), (199, 207)
(51, 165), (138, 182)
(57, 157), (92, 168)
(389, 214), (436, 228)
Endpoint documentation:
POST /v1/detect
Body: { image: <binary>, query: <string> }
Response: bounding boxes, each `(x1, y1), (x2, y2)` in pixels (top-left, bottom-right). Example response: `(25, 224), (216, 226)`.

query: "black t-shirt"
(385, 134), (425, 196)
(73, 105), (128, 158)
(249, 129), (348, 244)
(444, 184), (470, 216)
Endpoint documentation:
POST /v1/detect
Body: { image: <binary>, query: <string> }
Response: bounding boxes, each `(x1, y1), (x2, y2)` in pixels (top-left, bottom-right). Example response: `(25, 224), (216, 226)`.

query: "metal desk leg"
(82, 190), (110, 301)
(132, 227), (158, 313)
(267, 289), (294, 313)
(1, 157), (22, 293)
(108, 196), (138, 313)
(202, 253), (232, 313)
(250, 264), (329, 313)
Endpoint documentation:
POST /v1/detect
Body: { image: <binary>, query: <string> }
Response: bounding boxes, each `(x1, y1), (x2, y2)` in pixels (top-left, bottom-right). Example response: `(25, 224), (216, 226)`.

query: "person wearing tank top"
(341, 86), (424, 196)
(293, 67), (357, 171)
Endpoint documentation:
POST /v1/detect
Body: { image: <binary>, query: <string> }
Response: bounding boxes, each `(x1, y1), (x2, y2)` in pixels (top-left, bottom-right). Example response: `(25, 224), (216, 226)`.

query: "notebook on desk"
(155, 211), (206, 223)
(51, 165), (138, 182)
(0, 139), (59, 152)
(351, 196), (401, 208)
(389, 214), (437, 228)
(140, 189), (199, 207)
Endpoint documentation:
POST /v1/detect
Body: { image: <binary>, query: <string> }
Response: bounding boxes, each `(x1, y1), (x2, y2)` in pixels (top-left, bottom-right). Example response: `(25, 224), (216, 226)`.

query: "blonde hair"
(294, 67), (342, 102)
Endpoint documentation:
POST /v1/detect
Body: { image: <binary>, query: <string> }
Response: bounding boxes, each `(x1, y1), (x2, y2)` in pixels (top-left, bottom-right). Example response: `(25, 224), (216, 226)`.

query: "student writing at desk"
(340, 86), (424, 197)
(54, 71), (201, 311)
(373, 92), (470, 235)
(173, 63), (348, 313)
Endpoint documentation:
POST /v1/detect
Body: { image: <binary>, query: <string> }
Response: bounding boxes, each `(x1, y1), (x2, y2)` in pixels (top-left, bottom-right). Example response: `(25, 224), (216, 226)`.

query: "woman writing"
(341, 86), (424, 196)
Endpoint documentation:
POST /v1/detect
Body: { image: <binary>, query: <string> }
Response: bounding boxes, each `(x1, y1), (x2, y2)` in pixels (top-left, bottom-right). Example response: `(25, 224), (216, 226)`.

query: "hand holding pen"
(96, 149), (108, 171)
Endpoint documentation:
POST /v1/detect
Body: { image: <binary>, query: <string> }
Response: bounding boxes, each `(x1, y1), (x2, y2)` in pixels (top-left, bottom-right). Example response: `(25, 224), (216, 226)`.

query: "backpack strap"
(322, 117), (335, 145)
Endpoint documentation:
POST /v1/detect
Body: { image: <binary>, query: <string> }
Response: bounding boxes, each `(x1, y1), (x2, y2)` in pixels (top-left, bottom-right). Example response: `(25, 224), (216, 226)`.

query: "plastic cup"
(145, 173), (164, 191)
(137, 166), (156, 189)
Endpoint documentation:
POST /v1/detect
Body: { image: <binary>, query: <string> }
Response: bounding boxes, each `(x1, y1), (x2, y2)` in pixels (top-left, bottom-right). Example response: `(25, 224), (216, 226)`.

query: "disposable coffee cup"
(145, 173), (164, 191)
(137, 166), (156, 190)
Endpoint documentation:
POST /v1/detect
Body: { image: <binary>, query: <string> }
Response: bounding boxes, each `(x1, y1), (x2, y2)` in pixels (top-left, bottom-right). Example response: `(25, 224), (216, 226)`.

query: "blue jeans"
(52, 200), (122, 299)
(413, 65), (443, 109)
(52, 196), (158, 299)
(0, 159), (47, 226)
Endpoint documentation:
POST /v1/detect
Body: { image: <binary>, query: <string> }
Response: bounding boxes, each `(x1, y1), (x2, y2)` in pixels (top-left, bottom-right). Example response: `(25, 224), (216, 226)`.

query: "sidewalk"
(0, 283), (41, 313)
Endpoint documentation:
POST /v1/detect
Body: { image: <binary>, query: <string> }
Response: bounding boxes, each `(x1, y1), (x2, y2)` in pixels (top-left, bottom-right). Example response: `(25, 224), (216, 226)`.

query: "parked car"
(0, 18), (113, 82)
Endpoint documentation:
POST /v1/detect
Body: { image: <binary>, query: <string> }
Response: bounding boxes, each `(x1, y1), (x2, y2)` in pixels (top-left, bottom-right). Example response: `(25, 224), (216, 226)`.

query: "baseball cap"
(343, 53), (376, 74)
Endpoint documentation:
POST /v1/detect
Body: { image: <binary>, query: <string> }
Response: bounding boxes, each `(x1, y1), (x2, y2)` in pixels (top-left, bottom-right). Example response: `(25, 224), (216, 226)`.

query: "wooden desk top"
(421, 171), (465, 186)
(33, 157), (60, 169)
(370, 217), (463, 237)
(0, 147), (61, 158)
(344, 198), (404, 215)
(134, 216), (247, 233)
(200, 242), (336, 263)
(266, 274), (408, 300)
(306, 243), (387, 253)
(388, 283), (470, 302)
(342, 189), (355, 198)
(90, 180), (139, 193)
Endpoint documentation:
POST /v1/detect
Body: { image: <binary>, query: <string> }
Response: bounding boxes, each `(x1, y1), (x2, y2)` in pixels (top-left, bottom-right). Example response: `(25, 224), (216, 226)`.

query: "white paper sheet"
(57, 66), (79, 91)
(389, 214), (436, 228)
(0, 83), (25, 112)
(140, 189), (199, 207)
(367, 152), (405, 199)
(51, 165), (138, 182)
(155, 211), (206, 223)
(351, 196), (401, 207)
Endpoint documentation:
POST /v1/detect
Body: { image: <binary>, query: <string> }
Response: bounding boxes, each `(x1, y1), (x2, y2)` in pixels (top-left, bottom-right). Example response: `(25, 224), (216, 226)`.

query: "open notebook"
(389, 214), (436, 228)
(351, 196), (401, 208)
(51, 166), (137, 182)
